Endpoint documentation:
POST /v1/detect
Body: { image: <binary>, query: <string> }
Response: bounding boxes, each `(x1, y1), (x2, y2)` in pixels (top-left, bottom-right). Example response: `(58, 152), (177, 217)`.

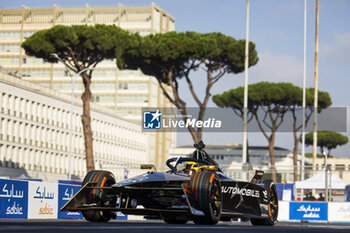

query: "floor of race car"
(0, 219), (350, 233)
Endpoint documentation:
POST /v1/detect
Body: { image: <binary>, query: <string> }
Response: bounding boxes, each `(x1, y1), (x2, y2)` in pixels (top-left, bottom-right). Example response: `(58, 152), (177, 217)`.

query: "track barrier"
(278, 201), (350, 223)
(0, 178), (348, 222)
(0, 178), (127, 220)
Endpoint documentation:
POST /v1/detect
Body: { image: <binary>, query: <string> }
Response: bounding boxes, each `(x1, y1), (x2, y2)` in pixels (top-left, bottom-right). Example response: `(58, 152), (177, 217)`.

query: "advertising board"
(28, 182), (58, 219)
(57, 184), (82, 219)
(328, 202), (350, 223)
(289, 202), (328, 221)
(0, 179), (28, 219)
(277, 201), (289, 221)
(116, 211), (127, 220)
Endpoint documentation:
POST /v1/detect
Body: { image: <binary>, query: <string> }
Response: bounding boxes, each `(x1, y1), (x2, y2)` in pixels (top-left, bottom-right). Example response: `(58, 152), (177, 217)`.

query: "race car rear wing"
(250, 170), (264, 184)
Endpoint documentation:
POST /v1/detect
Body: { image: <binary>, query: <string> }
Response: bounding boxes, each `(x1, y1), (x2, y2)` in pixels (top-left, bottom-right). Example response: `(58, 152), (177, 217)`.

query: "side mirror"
(140, 164), (157, 172)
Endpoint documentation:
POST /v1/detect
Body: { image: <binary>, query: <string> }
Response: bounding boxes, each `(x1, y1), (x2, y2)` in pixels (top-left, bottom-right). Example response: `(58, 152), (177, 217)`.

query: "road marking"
(1, 224), (350, 231)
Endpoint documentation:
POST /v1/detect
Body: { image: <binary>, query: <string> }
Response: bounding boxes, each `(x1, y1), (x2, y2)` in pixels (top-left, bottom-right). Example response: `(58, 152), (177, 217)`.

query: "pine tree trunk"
(81, 77), (95, 172)
(269, 133), (277, 182)
(293, 138), (299, 183)
(189, 129), (201, 144)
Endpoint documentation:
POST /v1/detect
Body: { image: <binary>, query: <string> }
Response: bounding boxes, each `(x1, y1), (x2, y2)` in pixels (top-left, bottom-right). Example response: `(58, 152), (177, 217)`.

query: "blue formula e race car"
(61, 141), (278, 225)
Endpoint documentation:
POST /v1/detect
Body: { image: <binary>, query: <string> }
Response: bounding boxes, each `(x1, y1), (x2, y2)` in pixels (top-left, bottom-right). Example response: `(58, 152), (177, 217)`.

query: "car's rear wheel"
(82, 170), (116, 222)
(250, 179), (278, 226)
(189, 170), (222, 225)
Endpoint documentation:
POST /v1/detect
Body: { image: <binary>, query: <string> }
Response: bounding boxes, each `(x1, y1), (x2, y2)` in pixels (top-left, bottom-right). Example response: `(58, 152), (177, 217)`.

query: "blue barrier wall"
(58, 184), (83, 219)
(0, 179), (28, 219)
(289, 202), (328, 221)
(345, 185), (350, 202)
(276, 183), (294, 201)
(0, 178), (128, 220)
(58, 180), (82, 186)
(0, 178), (83, 219)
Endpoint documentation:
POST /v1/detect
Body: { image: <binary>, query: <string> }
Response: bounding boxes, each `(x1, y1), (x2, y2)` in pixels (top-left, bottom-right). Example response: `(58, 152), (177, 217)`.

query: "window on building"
(64, 70), (70, 77)
(128, 82), (148, 90)
(335, 164), (345, 171)
(23, 57), (46, 65)
(0, 44), (20, 53)
(117, 107), (141, 116)
(116, 94), (148, 104)
(118, 82), (128, 90)
(0, 57), (19, 65)
(1, 93), (8, 113)
(93, 69), (116, 77)
(91, 96), (100, 103)
(0, 31), (21, 41)
(1, 118), (6, 140)
(23, 31), (34, 40)
(91, 82), (115, 91)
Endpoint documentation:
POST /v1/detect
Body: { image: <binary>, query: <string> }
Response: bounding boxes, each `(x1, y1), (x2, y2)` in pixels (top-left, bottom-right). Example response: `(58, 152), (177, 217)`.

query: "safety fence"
(224, 167), (350, 185)
(0, 178), (127, 219)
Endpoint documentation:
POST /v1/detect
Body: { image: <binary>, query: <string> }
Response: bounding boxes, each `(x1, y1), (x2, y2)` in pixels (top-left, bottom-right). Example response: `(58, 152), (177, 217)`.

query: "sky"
(1, 0), (350, 157)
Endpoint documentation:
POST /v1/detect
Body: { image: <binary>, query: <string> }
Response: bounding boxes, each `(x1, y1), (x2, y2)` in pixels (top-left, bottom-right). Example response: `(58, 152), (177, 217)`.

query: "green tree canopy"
(305, 131), (348, 155)
(213, 82), (303, 109)
(212, 82), (332, 182)
(118, 31), (258, 143)
(22, 24), (133, 70)
(213, 82), (300, 181)
(21, 25), (135, 172)
(118, 31), (258, 84)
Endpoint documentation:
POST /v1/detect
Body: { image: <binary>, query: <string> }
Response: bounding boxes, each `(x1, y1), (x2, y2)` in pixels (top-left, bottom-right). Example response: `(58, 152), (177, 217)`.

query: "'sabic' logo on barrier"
(58, 185), (82, 219)
(0, 179), (28, 219)
(116, 211), (127, 220)
(28, 182), (58, 219)
(289, 202), (328, 221)
(328, 202), (350, 222)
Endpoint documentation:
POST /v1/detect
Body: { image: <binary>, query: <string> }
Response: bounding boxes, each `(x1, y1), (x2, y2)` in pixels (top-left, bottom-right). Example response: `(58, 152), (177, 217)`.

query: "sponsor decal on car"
(221, 186), (260, 198)
(263, 190), (268, 198)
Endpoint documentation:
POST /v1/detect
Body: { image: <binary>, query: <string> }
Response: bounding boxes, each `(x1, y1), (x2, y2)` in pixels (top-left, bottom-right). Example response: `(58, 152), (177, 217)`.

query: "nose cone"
(113, 172), (166, 187)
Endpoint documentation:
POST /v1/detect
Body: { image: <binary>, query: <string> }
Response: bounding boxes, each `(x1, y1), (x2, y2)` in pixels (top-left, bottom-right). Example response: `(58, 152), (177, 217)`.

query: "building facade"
(0, 3), (176, 168)
(314, 158), (350, 184)
(0, 71), (150, 182)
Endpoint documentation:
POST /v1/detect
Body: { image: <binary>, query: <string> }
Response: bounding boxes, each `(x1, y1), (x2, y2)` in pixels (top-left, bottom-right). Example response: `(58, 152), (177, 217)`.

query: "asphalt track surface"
(1, 220), (350, 233)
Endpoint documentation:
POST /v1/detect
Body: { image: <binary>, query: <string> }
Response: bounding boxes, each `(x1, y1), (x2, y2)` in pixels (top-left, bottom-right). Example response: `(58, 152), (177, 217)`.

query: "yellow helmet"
(182, 162), (200, 175)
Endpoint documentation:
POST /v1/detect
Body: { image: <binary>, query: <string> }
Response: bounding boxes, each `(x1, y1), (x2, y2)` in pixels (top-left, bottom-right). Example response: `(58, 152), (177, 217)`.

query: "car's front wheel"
(82, 170), (116, 222)
(189, 170), (222, 225)
(250, 179), (278, 226)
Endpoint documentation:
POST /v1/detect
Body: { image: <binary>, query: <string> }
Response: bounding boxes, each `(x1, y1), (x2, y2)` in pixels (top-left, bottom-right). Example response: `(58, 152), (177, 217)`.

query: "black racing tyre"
(163, 215), (188, 224)
(189, 170), (222, 225)
(250, 179), (278, 226)
(82, 170), (116, 222)
(82, 210), (113, 222)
